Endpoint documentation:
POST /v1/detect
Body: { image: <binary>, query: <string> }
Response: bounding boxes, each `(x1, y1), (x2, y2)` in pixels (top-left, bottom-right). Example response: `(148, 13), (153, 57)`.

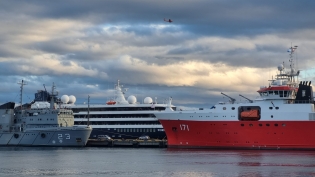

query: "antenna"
(43, 84), (47, 92)
(18, 80), (27, 110)
(221, 92), (236, 104)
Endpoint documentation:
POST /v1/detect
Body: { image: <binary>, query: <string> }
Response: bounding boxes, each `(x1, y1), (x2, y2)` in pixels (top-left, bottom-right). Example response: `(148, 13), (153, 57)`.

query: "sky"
(1, 0), (315, 108)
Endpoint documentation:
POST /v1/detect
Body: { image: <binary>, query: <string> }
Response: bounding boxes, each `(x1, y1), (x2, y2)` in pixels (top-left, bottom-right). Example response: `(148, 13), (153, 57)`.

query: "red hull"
(160, 120), (315, 150)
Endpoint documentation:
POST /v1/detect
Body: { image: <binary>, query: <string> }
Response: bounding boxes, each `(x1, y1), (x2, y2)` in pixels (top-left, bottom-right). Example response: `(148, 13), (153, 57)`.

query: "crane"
(221, 92), (236, 104)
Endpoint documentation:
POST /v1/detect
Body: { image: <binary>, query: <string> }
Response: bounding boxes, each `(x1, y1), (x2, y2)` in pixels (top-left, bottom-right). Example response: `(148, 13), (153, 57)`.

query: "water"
(1, 147), (315, 177)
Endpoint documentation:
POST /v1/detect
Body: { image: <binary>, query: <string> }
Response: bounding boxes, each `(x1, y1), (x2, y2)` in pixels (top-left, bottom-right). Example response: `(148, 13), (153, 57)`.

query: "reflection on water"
(0, 147), (315, 177)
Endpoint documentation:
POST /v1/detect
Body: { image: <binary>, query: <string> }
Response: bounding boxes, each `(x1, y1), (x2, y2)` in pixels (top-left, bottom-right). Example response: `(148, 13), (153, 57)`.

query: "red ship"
(155, 46), (315, 150)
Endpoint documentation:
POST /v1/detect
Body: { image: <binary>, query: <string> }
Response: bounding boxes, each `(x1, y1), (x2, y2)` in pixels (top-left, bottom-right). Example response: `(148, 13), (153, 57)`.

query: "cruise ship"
(34, 80), (176, 139)
(155, 46), (315, 150)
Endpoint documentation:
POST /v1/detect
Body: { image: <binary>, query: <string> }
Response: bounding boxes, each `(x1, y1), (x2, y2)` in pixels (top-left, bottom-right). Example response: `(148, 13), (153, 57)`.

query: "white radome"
(144, 97), (153, 104)
(278, 64), (284, 71)
(68, 95), (76, 104)
(61, 95), (69, 104)
(128, 95), (137, 104)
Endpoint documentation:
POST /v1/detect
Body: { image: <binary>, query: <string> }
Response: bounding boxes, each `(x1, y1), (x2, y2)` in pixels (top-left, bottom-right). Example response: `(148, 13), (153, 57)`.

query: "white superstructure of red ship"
(155, 46), (315, 150)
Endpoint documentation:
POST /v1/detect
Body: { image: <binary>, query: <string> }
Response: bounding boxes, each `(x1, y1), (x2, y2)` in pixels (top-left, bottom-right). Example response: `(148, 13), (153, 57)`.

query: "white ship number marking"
(58, 134), (71, 140)
(65, 134), (70, 139)
(179, 124), (189, 131)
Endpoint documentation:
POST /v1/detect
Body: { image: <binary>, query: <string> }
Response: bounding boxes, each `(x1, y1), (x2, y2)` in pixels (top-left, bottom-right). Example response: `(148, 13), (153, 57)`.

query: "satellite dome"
(61, 95), (69, 104)
(277, 64), (284, 71)
(68, 95), (76, 104)
(127, 95), (137, 104)
(144, 97), (153, 104)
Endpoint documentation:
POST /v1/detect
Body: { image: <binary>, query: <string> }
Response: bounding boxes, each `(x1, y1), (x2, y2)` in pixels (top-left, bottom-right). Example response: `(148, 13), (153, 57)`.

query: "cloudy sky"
(1, 0), (315, 107)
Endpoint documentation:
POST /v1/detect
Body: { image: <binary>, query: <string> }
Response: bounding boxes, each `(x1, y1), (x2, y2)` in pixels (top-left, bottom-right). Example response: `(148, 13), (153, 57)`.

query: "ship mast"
(18, 80), (27, 110)
(50, 82), (58, 109)
(289, 45), (299, 80)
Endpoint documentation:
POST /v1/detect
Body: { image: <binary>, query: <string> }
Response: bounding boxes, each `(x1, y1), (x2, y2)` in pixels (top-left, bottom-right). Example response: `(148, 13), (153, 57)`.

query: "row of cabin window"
(74, 121), (160, 125)
(215, 107), (278, 111)
(28, 118), (61, 121)
(117, 128), (156, 133)
(72, 107), (166, 112)
(260, 90), (294, 97)
(74, 114), (155, 118)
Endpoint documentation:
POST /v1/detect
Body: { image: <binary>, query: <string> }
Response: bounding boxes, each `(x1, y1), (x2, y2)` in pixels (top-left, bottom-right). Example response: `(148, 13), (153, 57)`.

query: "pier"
(86, 139), (167, 148)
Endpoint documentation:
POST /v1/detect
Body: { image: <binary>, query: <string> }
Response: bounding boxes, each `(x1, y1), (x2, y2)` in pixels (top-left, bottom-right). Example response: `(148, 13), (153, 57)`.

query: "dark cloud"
(2, 0), (315, 37)
(1, 0), (315, 107)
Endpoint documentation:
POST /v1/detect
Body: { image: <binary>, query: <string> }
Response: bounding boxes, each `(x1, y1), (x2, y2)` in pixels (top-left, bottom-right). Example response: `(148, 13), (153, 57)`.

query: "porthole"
(271, 115), (273, 118)
(266, 124), (270, 126)
(282, 123), (286, 127)
(241, 124), (244, 126)
(269, 107), (273, 110)
(275, 124), (278, 126)
(14, 134), (19, 138)
(259, 124), (262, 126)
(249, 124), (253, 127)
(232, 107), (235, 110)
(223, 107), (226, 110)
(275, 107), (279, 110)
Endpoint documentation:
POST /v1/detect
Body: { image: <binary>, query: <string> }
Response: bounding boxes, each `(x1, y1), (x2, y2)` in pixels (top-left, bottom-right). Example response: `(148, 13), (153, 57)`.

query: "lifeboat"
(240, 109), (260, 120)
(106, 101), (116, 105)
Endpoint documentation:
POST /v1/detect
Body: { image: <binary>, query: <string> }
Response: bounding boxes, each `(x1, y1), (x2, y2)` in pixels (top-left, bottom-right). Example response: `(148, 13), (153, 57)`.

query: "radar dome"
(61, 95), (69, 104)
(278, 64), (284, 71)
(144, 97), (153, 104)
(128, 95), (137, 104)
(68, 95), (76, 104)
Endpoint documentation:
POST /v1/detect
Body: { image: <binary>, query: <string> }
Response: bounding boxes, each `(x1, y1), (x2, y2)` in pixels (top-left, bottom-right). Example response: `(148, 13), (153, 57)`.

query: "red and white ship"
(155, 46), (315, 150)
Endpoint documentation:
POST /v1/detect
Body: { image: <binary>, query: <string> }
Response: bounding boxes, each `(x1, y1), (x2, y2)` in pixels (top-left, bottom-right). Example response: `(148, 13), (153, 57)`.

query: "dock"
(86, 139), (167, 148)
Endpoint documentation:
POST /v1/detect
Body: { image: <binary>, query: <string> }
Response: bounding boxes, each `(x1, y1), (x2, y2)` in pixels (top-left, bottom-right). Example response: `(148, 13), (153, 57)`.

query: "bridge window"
(279, 91), (284, 97)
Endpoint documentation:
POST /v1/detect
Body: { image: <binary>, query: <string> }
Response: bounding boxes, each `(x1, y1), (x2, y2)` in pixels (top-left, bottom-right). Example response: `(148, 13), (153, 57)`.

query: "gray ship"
(0, 81), (92, 146)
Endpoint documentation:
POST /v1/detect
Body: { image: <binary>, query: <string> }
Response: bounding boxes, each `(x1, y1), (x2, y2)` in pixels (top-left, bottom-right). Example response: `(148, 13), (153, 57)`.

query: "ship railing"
(284, 100), (314, 104)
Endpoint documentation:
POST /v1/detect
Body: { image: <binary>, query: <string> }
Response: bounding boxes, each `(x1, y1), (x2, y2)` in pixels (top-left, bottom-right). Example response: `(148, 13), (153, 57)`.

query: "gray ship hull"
(0, 126), (92, 147)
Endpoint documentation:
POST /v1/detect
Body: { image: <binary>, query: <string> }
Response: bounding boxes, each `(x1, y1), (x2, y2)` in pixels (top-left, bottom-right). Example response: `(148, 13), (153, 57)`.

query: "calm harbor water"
(1, 147), (315, 177)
